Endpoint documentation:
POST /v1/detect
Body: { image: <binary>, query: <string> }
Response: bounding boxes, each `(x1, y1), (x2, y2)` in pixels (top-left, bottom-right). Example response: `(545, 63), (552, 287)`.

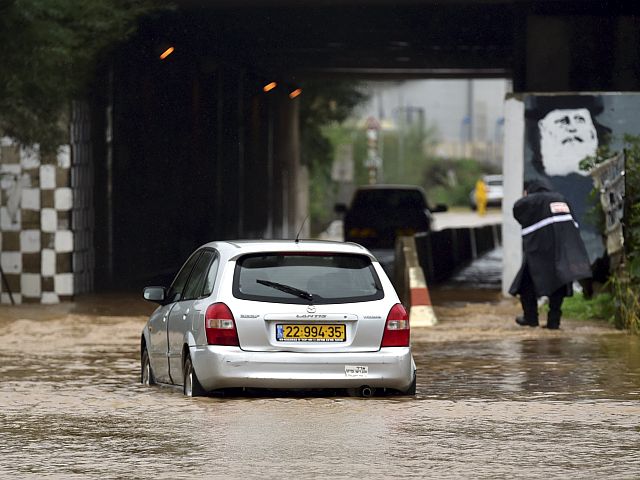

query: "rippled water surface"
(1, 297), (639, 479)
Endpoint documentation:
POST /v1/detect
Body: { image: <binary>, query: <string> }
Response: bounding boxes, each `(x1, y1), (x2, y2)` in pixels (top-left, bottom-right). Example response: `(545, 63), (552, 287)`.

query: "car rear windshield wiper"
(256, 279), (313, 301)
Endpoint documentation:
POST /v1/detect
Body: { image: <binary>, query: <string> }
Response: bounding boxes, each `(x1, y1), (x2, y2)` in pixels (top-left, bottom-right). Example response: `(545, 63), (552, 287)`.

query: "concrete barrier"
(394, 235), (437, 327)
(415, 224), (501, 286)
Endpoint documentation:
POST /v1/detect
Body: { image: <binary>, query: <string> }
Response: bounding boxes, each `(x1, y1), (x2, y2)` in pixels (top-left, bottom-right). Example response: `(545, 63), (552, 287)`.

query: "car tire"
(403, 372), (417, 396)
(141, 347), (156, 386)
(183, 356), (205, 397)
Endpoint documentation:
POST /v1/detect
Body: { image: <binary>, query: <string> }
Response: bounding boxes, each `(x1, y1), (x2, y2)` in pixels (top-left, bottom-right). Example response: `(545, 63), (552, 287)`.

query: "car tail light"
(205, 303), (239, 346)
(381, 303), (410, 347)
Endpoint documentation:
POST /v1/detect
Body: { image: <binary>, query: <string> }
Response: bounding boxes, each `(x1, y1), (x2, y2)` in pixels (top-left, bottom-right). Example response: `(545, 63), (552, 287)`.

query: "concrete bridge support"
(90, 58), (307, 290)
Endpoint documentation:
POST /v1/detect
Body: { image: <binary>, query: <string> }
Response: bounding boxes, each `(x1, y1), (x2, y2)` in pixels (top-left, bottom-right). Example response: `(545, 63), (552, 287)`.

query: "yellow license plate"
(276, 324), (346, 342)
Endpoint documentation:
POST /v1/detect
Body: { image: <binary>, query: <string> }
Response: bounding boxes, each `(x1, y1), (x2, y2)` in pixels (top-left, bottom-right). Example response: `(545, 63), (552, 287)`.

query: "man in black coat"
(509, 178), (592, 329)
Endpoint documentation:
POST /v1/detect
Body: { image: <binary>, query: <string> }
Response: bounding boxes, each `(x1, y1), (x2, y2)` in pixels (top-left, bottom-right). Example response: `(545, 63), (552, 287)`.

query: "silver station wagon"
(140, 240), (416, 397)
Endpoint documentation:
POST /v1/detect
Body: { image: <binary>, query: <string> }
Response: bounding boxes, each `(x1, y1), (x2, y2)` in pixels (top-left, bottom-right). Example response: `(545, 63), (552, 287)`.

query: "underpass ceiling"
(149, 2), (517, 79)
(156, 0), (637, 80)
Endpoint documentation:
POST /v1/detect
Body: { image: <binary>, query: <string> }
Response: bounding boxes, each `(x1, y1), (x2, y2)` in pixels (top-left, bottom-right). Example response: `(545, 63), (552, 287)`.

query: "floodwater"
(1, 294), (639, 479)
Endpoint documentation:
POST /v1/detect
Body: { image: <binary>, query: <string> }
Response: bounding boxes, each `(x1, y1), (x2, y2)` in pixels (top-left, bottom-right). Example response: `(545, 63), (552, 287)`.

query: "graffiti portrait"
(524, 95), (612, 273)
(538, 108), (598, 176)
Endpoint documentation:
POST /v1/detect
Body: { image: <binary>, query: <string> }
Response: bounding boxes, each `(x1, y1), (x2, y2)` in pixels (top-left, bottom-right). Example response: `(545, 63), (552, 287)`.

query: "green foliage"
(298, 81), (368, 234)
(552, 292), (617, 323)
(580, 134), (640, 333)
(322, 115), (498, 214)
(423, 157), (497, 207)
(0, 0), (171, 152)
(380, 124), (439, 185)
(610, 274), (640, 333)
(344, 121), (497, 207)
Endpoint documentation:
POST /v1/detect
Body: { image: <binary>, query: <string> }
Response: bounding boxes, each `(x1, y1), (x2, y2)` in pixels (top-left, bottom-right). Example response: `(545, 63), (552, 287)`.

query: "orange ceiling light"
(159, 47), (175, 60)
(289, 88), (302, 99)
(263, 82), (277, 92)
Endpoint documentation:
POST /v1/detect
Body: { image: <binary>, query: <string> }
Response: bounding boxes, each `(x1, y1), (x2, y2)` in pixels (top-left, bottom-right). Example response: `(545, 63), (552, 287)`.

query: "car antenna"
(295, 216), (309, 243)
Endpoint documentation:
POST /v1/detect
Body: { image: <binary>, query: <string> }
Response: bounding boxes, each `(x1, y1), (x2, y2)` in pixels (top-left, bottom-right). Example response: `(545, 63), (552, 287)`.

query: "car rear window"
(233, 253), (384, 304)
(351, 189), (427, 211)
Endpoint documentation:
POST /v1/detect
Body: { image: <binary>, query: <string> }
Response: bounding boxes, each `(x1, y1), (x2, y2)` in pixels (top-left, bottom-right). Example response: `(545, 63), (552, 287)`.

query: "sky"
(356, 79), (512, 144)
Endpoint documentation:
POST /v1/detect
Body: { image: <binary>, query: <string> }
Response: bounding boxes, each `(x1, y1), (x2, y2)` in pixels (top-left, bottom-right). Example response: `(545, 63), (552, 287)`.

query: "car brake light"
(205, 303), (239, 346)
(381, 303), (410, 347)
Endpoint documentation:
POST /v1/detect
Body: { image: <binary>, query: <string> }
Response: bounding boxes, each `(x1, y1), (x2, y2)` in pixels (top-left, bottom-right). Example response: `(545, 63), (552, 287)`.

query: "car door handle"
(182, 314), (187, 320)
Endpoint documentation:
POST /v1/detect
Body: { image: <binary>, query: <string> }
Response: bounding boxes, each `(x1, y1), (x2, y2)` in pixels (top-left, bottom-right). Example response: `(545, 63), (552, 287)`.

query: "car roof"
(198, 239), (375, 259)
(483, 174), (503, 181)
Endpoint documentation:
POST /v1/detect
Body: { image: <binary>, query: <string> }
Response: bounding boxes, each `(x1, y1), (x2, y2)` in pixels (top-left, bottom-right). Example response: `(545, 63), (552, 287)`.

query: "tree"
(298, 80), (368, 233)
(0, 0), (170, 152)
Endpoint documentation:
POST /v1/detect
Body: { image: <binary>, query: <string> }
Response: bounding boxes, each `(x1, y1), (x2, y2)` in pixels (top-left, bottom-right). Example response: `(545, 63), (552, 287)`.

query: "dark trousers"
(520, 266), (565, 327)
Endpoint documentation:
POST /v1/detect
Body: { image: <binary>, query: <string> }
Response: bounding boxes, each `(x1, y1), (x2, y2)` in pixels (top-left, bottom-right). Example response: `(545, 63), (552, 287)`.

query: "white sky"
(356, 79), (512, 143)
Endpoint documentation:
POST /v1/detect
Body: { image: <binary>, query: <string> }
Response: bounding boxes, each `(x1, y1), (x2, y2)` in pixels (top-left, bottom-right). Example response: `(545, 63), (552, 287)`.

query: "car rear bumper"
(190, 345), (415, 391)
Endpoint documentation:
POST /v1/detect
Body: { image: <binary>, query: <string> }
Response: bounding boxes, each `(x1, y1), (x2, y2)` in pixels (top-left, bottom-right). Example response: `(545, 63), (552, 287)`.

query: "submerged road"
(0, 294), (639, 479)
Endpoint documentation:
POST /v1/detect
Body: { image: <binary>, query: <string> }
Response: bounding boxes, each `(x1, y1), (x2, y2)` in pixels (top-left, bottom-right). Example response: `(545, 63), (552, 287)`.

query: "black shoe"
(546, 311), (561, 330)
(515, 316), (539, 327)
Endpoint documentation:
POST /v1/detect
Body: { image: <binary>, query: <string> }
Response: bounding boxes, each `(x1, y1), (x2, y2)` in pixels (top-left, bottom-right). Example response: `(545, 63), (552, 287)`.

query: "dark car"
(335, 185), (447, 250)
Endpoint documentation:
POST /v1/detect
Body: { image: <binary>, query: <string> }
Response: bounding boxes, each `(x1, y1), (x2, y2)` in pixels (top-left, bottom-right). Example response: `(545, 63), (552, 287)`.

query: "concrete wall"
(502, 93), (640, 295)
(1, 66), (307, 301)
(0, 140), (74, 304)
(414, 224), (502, 287)
(86, 47), (311, 290)
(501, 97), (525, 296)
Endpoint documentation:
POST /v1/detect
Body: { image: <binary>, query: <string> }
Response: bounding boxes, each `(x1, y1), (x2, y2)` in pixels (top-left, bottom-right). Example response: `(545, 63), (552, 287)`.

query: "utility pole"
(365, 116), (382, 184)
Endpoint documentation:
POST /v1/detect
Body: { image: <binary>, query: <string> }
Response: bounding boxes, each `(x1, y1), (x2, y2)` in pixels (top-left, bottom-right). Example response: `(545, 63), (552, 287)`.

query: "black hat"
(524, 95), (605, 121)
(524, 177), (553, 193)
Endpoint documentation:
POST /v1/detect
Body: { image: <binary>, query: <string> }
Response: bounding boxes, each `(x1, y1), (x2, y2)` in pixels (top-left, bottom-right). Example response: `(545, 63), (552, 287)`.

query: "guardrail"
(392, 223), (502, 327)
(394, 235), (437, 327)
(414, 224), (501, 285)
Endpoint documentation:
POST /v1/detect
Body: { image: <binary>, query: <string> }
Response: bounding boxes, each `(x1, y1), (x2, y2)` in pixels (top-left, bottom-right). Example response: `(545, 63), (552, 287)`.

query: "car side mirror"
(431, 203), (448, 213)
(334, 203), (347, 214)
(143, 286), (166, 304)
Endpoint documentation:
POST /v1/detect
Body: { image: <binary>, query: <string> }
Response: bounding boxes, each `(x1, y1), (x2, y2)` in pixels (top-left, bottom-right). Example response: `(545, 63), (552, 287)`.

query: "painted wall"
(0, 140), (74, 304)
(502, 93), (640, 295)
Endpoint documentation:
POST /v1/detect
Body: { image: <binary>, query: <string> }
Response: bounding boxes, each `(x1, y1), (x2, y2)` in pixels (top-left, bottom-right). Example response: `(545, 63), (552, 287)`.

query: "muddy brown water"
(1, 293), (639, 479)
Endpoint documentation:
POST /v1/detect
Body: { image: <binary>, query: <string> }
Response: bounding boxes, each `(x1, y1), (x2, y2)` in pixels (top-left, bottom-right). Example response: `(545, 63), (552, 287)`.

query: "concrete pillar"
(274, 92), (306, 239)
(0, 137), (74, 304)
(501, 96), (525, 296)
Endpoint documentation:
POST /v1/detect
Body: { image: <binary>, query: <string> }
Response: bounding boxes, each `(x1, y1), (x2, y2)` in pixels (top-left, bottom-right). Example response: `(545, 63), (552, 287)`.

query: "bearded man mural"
(538, 108), (599, 175)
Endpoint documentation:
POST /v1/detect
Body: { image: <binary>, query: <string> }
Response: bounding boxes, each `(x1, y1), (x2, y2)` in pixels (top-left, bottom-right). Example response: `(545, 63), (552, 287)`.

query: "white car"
(140, 240), (416, 397)
(470, 174), (503, 209)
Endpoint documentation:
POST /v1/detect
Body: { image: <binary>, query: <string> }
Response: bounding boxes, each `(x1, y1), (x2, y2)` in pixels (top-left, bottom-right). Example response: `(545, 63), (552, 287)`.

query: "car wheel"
(403, 372), (417, 396)
(183, 356), (205, 397)
(141, 347), (156, 386)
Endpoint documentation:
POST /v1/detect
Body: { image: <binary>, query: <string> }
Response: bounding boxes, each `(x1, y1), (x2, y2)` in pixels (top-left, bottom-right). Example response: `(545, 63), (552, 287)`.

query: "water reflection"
(414, 335), (640, 401)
